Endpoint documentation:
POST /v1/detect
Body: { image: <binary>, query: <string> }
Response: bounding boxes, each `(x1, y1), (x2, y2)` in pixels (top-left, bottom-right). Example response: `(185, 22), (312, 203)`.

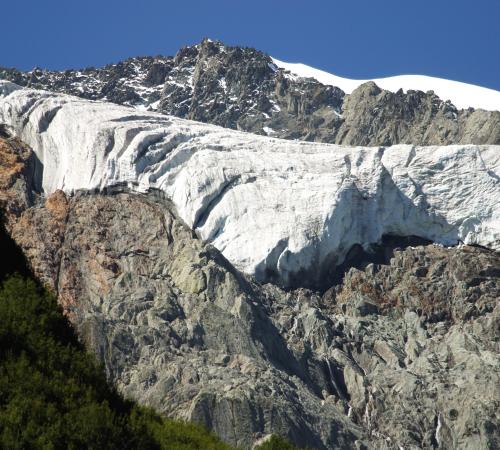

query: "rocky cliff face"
(2, 39), (500, 146)
(1, 136), (499, 449)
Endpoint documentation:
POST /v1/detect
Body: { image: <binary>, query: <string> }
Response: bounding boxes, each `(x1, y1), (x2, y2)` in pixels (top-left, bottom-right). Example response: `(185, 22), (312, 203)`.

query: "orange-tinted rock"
(45, 189), (69, 222)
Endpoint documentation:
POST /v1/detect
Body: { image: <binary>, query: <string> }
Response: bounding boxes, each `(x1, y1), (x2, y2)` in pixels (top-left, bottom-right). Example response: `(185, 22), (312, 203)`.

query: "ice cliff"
(1, 81), (499, 287)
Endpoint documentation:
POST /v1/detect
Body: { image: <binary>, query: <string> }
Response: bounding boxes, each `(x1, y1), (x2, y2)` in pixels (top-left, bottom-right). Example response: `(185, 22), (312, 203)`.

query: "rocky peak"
(335, 80), (471, 146)
(160, 38), (343, 134)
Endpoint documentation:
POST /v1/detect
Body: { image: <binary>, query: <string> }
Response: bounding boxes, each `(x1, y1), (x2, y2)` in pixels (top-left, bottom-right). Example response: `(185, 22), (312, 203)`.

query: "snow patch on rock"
(1, 81), (499, 287)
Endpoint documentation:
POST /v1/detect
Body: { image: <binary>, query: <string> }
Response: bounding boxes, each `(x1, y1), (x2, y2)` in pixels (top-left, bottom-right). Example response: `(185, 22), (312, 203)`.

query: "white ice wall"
(1, 81), (499, 286)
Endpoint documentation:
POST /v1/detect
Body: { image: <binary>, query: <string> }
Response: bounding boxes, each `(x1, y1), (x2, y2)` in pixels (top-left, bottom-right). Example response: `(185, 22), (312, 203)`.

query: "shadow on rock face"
(320, 234), (433, 290)
(256, 163), (456, 293)
(0, 213), (32, 280)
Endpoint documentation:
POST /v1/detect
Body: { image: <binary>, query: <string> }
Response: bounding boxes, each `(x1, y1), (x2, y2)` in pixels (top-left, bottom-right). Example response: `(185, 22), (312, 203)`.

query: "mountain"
(1, 79), (499, 449)
(1, 39), (500, 146)
(0, 40), (499, 450)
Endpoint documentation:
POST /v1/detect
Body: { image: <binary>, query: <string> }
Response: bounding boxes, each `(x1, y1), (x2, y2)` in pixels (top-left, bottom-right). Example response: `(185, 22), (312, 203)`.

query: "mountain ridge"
(272, 57), (500, 111)
(1, 39), (500, 146)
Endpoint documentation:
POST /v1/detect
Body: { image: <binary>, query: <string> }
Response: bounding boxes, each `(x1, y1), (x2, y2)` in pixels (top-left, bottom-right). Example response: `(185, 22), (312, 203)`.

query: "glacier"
(1, 80), (499, 287)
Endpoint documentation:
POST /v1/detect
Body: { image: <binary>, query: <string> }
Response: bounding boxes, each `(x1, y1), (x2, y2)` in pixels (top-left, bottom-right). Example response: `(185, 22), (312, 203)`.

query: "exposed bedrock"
(1, 83), (499, 290)
(1, 136), (499, 449)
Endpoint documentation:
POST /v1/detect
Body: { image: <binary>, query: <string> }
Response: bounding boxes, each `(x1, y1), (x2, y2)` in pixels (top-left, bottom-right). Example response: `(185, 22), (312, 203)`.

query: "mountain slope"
(0, 275), (237, 450)
(1, 39), (500, 146)
(0, 192), (234, 450)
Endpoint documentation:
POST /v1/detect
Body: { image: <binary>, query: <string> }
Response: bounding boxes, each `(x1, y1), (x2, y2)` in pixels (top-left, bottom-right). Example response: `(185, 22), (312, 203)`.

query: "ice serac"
(1, 81), (499, 287)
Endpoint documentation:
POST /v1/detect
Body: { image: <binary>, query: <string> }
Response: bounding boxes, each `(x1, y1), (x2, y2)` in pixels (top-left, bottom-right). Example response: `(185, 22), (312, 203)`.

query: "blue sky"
(3, 0), (500, 90)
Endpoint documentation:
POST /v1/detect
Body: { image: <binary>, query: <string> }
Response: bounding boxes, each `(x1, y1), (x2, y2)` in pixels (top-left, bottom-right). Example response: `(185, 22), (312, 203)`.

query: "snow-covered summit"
(1, 81), (499, 287)
(272, 58), (500, 112)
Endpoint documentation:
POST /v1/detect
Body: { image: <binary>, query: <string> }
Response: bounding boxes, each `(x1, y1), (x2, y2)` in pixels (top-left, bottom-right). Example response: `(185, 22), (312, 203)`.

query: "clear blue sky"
(3, 0), (500, 90)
